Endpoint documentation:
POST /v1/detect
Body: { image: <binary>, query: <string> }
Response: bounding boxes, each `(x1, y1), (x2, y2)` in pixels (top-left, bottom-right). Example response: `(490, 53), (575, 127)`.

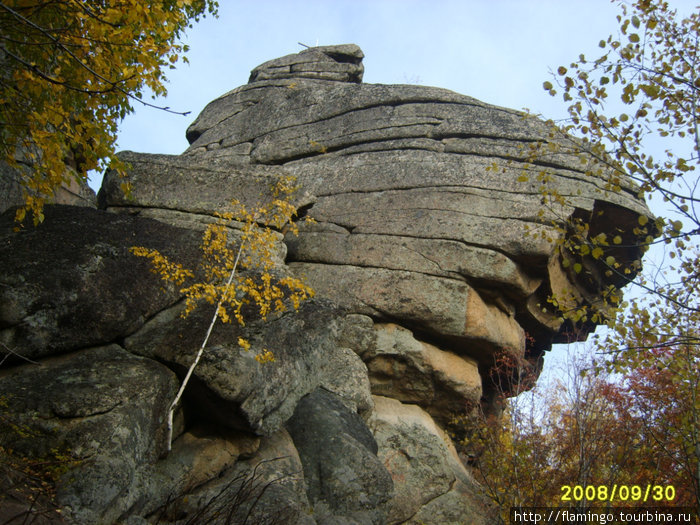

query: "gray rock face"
(365, 324), (482, 427)
(249, 43), (364, 84)
(152, 429), (315, 525)
(0, 205), (202, 360)
(369, 396), (497, 524)
(124, 298), (352, 436)
(286, 388), (393, 524)
(0, 345), (178, 524)
(0, 160), (27, 215)
(1, 157), (96, 216)
(101, 46), (650, 366)
(2, 45), (653, 524)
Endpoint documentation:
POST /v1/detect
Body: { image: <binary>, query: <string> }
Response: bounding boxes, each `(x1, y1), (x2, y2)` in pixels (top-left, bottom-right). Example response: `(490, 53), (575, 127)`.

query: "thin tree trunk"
(164, 243), (244, 454)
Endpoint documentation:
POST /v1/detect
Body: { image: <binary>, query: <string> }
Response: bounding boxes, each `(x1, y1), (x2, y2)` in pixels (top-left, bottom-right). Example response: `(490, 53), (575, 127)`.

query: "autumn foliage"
(0, 0), (217, 224)
(459, 345), (699, 523)
(468, 2), (699, 519)
(131, 175), (315, 452)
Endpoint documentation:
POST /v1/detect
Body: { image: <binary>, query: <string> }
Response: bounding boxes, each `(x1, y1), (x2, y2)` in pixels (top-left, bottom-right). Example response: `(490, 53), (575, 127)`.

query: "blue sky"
(108, 0), (637, 181)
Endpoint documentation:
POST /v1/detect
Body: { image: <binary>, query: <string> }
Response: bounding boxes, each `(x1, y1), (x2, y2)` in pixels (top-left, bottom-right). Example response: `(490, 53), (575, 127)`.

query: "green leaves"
(532, 0), (699, 388)
(504, 5), (700, 511)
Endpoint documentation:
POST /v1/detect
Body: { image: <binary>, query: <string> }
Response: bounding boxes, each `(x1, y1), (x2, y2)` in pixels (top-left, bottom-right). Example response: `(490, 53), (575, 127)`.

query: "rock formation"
(0, 158), (96, 215)
(0, 45), (651, 524)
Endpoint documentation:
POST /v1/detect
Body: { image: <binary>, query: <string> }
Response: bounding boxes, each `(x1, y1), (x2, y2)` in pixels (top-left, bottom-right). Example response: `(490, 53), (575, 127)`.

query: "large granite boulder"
(286, 388), (393, 525)
(0, 205), (202, 361)
(0, 345), (179, 524)
(1, 45), (653, 524)
(100, 46), (650, 367)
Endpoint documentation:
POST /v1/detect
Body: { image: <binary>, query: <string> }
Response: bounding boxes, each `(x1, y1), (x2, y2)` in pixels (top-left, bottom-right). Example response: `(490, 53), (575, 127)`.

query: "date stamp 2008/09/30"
(560, 484), (676, 503)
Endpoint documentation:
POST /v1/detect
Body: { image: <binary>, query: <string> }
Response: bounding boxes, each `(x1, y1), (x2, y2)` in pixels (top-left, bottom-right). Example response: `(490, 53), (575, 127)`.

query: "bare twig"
(0, 342), (40, 367)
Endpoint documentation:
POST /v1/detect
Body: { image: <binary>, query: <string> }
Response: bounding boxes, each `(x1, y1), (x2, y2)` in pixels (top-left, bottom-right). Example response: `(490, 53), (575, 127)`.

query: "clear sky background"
(107, 0), (697, 377)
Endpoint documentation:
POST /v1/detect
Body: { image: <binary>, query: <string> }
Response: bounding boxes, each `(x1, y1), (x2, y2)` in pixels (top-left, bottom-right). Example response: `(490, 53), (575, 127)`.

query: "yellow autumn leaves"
(1, 1), (217, 224)
(131, 176), (314, 364)
(131, 176), (314, 452)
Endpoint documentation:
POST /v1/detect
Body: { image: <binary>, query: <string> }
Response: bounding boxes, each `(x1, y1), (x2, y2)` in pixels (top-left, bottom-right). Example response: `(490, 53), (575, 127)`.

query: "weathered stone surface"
(290, 263), (470, 334)
(99, 45), (651, 366)
(249, 44), (364, 84)
(366, 324), (482, 426)
(286, 227), (542, 298)
(407, 484), (499, 525)
(98, 150), (313, 220)
(152, 429), (315, 525)
(320, 345), (374, 415)
(0, 160), (25, 215)
(184, 78), (555, 162)
(298, 186), (563, 258)
(337, 313), (377, 356)
(0, 345), (178, 524)
(124, 298), (363, 436)
(1, 158), (96, 215)
(369, 395), (495, 525)
(289, 262), (525, 362)
(0, 205), (202, 360)
(0, 44), (656, 524)
(130, 425), (261, 518)
(286, 388), (393, 525)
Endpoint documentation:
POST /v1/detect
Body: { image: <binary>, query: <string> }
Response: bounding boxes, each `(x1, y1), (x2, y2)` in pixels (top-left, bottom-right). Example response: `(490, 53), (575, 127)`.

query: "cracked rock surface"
(1, 45), (651, 524)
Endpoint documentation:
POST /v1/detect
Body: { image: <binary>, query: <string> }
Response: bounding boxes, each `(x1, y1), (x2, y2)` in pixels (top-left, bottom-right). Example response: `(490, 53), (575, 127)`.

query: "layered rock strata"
(0, 45), (650, 524)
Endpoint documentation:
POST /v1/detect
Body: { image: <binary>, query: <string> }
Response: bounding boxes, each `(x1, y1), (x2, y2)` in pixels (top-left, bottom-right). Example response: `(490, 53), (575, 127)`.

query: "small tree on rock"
(131, 175), (315, 453)
(0, 0), (218, 224)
